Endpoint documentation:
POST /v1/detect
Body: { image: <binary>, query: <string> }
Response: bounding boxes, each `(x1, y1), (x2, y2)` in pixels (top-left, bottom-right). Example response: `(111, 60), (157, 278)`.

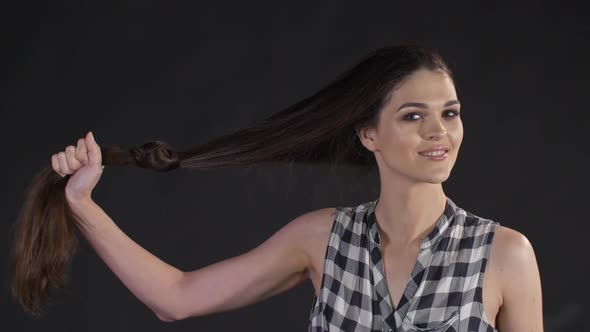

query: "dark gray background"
(2, 1), (588, 331)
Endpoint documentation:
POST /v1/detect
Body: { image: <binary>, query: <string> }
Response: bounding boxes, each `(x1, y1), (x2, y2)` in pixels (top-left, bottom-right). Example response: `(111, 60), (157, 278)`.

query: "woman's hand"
(51, 131), (104, 203)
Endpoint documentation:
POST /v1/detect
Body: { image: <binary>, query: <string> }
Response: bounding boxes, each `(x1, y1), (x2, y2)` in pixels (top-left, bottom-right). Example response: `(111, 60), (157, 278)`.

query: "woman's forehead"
(387, 69), (458, 107)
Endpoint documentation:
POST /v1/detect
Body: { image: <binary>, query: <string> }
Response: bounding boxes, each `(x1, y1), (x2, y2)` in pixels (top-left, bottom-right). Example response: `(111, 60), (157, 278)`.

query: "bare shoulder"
(291, 207), (338, 234)
(490, 225), (537, 265)
(287, 207), (338, 270)
(288, 207), (338, 250)
(489, 225), (542, 306)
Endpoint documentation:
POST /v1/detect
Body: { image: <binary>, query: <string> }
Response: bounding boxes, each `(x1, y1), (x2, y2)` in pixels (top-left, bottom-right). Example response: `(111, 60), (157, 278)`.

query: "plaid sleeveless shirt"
(308, 197), (499, 332)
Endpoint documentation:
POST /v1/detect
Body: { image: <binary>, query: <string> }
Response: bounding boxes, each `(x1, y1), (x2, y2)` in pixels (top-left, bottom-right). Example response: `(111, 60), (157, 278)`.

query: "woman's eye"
(447, 110), (460, 117)
(402, 110), (460, 121)
(403, 113), (422, 121)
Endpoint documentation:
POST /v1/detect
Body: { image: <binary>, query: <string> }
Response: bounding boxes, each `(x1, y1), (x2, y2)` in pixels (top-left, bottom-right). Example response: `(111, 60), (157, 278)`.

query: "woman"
(10, 45), (543, 331)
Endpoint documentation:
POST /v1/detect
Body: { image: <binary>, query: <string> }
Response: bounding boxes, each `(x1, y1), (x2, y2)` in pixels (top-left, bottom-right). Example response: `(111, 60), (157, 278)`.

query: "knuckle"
(57, 154), (70, 170)
(51, 156), (58, 170)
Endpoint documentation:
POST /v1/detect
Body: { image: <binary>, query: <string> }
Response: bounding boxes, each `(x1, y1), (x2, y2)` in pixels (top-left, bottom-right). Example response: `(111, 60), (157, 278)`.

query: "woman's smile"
(418, 150), (448, 160)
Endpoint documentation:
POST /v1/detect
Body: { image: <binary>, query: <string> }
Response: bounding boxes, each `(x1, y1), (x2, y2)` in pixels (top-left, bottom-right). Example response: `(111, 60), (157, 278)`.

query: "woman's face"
(358, 68), (463, 184)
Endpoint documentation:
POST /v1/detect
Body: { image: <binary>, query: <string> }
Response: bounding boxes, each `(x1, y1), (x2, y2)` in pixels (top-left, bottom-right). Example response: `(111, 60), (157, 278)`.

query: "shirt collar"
(366, 196), (458, 250)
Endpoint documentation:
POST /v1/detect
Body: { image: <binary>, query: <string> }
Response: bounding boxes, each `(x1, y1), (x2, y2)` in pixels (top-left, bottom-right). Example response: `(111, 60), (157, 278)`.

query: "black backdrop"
(2, 1), (588, 331)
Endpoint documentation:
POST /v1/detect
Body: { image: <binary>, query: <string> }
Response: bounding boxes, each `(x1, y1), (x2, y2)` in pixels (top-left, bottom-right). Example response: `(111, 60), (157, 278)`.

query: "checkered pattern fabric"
(308, 197), (499, 332)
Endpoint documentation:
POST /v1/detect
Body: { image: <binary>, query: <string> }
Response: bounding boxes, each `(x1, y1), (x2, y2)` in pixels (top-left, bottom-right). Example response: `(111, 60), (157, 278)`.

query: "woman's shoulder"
(285, 207), (339, 253)
(293, 207), (339, 234)
(452, 204), (502, 234)
(293, 199), (374, 233)
(452, 205), (534, 271)
(486, 224), (539, 308)
(294, 201), (374, 251)
(490, 225), (535, 261)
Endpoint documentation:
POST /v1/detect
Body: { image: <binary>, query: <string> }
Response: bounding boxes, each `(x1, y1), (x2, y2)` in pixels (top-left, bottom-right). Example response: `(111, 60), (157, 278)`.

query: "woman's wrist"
(66, 196), (95, 211)
(66, 197), (105, 232)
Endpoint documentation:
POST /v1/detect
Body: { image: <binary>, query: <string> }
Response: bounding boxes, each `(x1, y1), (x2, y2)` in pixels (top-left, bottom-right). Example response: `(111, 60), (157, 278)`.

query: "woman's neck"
(374, 182), (447, 248)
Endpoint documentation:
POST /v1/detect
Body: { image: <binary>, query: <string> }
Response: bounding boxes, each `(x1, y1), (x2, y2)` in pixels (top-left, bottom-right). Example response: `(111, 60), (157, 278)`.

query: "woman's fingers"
(51, 154), (65, 177)
(65, 145), (83, 171)
(57, 152), (72, 175)
(51, 132), (100, 178)
(75, 138), (89, 165)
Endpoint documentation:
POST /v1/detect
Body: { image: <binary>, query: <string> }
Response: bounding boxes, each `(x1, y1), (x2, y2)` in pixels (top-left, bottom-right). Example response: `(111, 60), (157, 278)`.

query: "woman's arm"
(494, 226), (544, 331)
(70, 197), (334, 322)
(168, 207), (335, 320)
(70, 199), (185, 321)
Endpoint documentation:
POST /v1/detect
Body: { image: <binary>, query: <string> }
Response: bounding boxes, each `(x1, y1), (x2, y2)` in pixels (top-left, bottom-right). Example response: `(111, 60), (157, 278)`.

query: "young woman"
(10, 45), (543, 331)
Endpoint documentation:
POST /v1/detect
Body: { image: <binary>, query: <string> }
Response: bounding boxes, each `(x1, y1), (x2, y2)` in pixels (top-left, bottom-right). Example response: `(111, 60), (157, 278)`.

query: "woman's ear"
(356, 126), (379, 152)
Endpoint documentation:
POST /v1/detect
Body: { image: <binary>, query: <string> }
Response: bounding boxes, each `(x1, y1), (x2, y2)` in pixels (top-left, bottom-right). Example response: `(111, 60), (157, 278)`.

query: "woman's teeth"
(419, 150), (446, 156)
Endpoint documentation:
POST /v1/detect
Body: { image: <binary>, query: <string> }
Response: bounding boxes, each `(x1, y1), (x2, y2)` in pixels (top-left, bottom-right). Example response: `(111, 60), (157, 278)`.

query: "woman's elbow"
(156, 310), (181, 322)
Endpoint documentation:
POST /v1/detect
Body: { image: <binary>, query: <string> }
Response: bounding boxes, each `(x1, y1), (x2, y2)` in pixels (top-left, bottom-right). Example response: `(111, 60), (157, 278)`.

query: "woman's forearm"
(68, 199), (183, 321)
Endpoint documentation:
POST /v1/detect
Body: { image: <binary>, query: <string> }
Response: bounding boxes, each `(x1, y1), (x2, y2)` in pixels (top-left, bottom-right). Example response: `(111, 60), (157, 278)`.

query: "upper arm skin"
(166, 207), (336, 321)
(493, 225), (544, 331)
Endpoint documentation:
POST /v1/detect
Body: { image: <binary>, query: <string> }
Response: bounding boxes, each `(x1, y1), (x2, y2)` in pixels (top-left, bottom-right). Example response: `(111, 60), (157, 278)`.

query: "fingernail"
(89, 131), (95, 141)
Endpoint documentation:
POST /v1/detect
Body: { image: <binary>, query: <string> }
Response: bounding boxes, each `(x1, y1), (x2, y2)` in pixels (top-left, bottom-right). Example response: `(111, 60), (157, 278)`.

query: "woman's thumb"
(85, 131), (103, 168)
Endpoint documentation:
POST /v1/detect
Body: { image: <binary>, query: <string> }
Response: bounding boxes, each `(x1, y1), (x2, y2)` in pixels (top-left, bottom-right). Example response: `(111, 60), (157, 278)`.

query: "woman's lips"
(418, 150), (448, 160)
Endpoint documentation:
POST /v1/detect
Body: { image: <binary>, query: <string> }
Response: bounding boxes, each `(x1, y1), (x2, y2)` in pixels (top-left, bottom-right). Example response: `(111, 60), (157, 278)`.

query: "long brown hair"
(9, 44), (453, 316)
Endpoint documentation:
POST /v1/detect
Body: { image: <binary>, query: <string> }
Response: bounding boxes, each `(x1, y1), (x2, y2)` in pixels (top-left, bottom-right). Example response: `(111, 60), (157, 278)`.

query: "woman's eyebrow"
(396, 100), (460, 112)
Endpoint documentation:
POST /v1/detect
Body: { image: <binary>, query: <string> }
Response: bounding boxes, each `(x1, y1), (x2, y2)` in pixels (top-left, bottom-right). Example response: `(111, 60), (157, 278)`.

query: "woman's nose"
(424, 119), (447, 138)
